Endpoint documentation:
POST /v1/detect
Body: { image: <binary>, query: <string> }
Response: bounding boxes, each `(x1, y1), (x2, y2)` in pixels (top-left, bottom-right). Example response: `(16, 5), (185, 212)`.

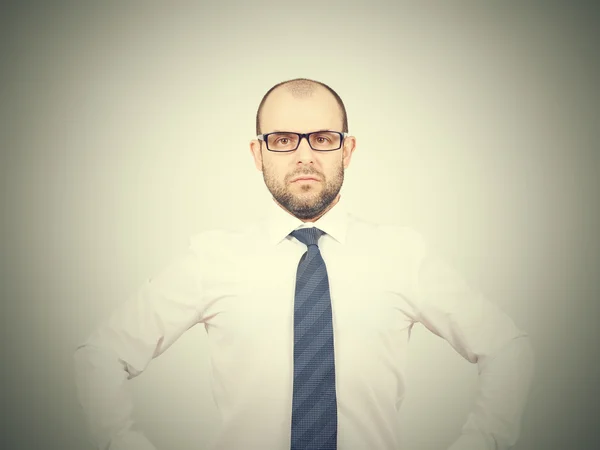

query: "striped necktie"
(289, 227), (338, 450)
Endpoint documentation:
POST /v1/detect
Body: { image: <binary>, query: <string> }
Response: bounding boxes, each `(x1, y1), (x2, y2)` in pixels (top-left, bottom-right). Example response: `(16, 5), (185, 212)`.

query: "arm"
(411, 236), (535, 450)
(73, 245), (206, 450)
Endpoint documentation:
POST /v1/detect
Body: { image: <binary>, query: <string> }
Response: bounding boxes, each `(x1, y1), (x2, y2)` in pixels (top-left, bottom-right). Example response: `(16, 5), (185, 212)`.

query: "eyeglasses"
(257, 131), (348, 152)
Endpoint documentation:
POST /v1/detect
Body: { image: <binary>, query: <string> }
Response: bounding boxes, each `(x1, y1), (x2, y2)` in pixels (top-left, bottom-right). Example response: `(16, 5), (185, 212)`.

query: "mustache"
(289, 170), (321, 179)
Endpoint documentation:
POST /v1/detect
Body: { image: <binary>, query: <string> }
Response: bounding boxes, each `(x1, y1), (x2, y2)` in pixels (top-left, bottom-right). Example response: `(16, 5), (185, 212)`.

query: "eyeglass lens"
(267, 132), (341, 151)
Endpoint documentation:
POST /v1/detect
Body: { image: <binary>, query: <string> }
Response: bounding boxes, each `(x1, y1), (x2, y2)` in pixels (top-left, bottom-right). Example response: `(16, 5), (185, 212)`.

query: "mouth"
(291, 176), (320, 183)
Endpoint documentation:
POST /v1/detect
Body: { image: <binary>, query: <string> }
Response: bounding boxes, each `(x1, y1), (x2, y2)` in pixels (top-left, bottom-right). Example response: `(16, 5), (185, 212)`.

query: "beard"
(262, 161), (344, 220)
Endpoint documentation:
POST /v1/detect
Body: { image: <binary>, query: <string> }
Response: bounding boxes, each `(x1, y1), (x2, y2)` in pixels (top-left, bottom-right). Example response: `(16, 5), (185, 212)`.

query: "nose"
(295, 136), (314, 163)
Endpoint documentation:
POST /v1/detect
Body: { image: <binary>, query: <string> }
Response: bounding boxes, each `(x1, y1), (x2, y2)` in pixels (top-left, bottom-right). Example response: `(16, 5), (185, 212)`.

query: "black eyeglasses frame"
(256, 131), (348, 152)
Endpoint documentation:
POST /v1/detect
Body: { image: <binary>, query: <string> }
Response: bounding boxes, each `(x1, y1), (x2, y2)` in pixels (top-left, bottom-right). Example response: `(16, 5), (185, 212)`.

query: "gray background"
(1, 1), (599, 449)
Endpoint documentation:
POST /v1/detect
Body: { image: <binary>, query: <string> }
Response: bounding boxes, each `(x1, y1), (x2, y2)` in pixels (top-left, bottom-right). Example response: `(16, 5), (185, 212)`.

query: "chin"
(292, 192), (321, 204)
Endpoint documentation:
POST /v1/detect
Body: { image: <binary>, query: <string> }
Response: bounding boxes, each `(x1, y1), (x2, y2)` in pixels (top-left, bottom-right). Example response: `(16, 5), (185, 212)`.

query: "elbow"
(477, 334), (536, 376)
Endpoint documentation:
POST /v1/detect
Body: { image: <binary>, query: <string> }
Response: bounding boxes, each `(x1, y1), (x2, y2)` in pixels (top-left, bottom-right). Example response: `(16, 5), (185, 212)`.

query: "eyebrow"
(271, 129), (332, 133)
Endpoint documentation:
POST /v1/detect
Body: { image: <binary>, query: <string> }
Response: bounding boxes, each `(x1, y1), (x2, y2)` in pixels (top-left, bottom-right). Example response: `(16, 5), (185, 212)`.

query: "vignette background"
(1, 1), (598, 449)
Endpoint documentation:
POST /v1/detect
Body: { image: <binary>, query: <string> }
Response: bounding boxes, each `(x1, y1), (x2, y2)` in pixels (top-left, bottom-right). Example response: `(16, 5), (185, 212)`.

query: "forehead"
(260, 87), (343, 133)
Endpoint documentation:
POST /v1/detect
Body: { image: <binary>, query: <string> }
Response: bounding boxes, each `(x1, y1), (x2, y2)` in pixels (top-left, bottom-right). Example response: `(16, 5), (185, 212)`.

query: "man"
(73, 78), (535, 450)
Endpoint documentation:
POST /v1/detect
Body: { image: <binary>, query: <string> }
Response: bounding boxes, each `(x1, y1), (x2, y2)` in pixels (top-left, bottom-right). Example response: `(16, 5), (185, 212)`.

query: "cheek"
(264, 159), (290, 180)
(322, 160), (343, 177)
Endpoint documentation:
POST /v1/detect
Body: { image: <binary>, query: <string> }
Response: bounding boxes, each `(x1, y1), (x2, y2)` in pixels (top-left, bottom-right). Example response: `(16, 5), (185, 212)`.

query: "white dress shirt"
(73, 195), (535, 450)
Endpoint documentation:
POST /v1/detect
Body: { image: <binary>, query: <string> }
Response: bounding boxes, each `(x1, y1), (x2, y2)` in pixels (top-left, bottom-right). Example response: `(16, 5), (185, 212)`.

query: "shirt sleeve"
(72, 241), (207, 450)
(409, 233), (535, 450)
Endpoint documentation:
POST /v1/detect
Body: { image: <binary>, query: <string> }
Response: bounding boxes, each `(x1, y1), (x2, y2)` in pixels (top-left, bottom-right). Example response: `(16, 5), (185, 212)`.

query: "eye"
(276, 138), (289, 145)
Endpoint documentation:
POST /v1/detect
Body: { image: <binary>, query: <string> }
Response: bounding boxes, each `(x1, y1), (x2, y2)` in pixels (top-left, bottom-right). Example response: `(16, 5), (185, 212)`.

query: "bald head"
(284, 79), (319, 98)
(255, 78), (348, 135)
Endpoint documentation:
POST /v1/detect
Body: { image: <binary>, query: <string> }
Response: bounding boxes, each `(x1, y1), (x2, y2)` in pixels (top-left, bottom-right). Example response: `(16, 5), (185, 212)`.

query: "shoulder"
(346, 212), (429, 255)
(188, 219), (266, 256)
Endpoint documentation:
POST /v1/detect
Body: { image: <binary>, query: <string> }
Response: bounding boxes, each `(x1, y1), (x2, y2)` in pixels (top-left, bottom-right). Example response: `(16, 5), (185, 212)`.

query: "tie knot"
(290, 227), (325, 247)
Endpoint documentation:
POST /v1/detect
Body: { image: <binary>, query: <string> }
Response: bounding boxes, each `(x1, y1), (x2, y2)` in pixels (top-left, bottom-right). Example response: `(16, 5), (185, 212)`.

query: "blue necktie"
(289, 227), (338, 450)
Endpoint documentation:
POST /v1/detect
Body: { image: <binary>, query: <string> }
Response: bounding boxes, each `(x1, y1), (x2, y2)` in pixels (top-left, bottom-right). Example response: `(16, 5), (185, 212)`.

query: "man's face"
(250, 87), (356, 221)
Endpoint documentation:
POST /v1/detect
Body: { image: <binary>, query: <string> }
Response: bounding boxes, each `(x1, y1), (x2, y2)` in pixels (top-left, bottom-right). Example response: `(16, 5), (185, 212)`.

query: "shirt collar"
(266, 194), (350, 246)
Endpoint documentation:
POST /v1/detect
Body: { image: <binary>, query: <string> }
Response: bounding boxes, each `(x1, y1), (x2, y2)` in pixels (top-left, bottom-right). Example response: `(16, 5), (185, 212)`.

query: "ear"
(342, 136), (357, 169)
(249, 139), (263, 172)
